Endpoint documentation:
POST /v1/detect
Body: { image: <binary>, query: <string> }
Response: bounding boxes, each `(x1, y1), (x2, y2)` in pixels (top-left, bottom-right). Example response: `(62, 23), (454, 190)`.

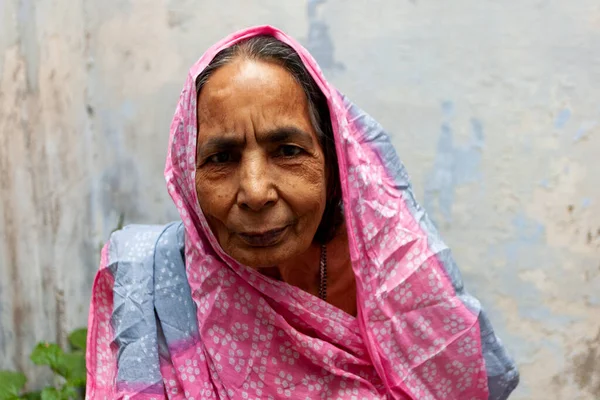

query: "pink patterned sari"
(86, 26), (518, 399)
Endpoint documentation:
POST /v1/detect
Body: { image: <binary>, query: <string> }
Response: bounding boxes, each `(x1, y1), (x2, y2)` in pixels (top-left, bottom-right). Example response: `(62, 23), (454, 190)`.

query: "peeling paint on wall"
(555, 108), (571, 129)
(423, 101), (484, 225)
(305, 0), (344, 71)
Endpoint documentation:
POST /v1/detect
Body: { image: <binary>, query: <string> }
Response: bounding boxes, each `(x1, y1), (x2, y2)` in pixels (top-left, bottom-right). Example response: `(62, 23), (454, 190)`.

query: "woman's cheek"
(279, 169), (327, 214)
(196, 173), (234, 218)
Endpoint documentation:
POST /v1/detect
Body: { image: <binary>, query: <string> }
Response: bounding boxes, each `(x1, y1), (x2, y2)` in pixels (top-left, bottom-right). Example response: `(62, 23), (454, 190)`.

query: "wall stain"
(573, 121), (597, 142)
(423, 101), (484, 225)
(0, 53), (25, 371)
(554, 108), (571, 129)
(166, 0), (192, 29)
(581, 198), (592, 208)
(100, 158), (143, 226)
(16, 0), (39, 93)
(484, 211), (578, 334)
(305, 0), (344, 71)
(569, 328), (600, 396)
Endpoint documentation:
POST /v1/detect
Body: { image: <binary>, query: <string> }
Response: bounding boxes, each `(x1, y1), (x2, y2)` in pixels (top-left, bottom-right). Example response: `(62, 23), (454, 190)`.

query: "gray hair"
(195, 35), (343, 243)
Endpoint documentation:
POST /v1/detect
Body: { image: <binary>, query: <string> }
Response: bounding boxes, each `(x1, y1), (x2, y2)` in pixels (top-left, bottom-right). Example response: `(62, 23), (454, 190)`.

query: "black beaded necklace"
(318, 244), (327, 301)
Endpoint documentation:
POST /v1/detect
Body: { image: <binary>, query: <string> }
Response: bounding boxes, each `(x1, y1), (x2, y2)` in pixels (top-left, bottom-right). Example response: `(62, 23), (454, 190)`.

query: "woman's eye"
(277, 145), (302, 157)
(207, 152), (232, 164)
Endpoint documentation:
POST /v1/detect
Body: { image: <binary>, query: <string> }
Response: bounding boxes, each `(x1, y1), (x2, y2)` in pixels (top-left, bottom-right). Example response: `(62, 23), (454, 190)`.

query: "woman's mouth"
(237, 226), (289, 247)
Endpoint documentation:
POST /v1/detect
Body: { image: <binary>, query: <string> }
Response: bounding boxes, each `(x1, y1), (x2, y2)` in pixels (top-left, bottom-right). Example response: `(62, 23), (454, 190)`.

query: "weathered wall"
(1, 1), (598, 398)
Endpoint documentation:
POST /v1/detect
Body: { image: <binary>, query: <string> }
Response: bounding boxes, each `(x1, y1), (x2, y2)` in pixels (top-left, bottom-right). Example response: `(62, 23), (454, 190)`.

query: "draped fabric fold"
(86, 25), (518, 400)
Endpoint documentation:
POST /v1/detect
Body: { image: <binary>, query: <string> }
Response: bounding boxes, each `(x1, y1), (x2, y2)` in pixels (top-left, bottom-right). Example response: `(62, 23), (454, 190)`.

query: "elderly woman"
(86, 26), (518, 399)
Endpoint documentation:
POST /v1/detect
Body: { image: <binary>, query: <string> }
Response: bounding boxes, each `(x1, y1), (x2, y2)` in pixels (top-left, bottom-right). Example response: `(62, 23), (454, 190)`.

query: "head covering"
(86, 26), (518, 399)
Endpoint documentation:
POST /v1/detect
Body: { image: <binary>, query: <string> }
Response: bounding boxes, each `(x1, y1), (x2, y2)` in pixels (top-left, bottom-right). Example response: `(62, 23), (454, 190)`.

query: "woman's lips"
(237, 226), (289, 247)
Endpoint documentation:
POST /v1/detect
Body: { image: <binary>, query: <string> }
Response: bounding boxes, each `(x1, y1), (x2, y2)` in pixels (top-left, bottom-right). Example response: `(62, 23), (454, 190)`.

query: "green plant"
(0, 328), (88, 400)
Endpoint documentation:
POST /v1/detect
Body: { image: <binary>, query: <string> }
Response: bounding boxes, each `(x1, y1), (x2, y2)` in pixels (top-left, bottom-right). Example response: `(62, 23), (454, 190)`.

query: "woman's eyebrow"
(198, 126), (314, 157)
(258, 126), (314, 146)
(198, 136), (244, 156)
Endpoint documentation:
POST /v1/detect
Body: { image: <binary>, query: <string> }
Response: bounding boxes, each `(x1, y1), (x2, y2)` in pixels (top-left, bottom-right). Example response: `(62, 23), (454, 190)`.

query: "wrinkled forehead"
(197, 59), (309, 123)
(180, 26), (339, 153)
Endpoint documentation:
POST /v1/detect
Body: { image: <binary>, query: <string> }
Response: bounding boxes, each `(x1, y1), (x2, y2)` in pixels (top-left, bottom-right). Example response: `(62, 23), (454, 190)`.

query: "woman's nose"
(237, 156), (277, 212)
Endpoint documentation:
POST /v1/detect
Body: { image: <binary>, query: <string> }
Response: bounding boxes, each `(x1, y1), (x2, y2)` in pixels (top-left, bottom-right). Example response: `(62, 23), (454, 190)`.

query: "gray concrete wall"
(1, 1), (598, 398)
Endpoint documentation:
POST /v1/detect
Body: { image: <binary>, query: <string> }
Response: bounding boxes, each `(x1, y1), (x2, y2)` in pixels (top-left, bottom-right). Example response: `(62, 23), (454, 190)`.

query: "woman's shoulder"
(105, 221), (184, 274)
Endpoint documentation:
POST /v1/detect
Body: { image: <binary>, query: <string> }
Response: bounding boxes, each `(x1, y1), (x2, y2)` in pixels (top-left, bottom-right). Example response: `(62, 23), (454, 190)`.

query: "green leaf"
(21, 391), (42, 400)
(60, 352), (86, 386)
(39, 388), (60, 400)
(67, 329), (87, 352)
(30, 343), (63, 371)
(0, 370), (26, 400)
(59, 385), (79, 400)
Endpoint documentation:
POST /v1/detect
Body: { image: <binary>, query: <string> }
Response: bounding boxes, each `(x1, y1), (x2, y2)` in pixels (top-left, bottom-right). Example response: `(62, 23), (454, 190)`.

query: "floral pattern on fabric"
(86, 25), (518, 400)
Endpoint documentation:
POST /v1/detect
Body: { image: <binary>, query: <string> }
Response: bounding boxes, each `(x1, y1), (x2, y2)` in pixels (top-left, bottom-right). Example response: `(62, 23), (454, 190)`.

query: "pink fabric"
(87, 25), (489, 399)
(86, 244), (117, 398)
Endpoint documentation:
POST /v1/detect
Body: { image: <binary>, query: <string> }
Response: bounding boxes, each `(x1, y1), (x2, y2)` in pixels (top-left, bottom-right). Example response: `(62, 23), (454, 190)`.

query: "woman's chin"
(225, 240), (305, 269)
(231, 247), (291, 269)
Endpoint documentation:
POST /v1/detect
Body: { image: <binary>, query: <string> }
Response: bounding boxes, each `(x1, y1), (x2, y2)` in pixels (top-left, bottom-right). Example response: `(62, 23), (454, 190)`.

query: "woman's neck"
(262, 225), (357, 316)
(276, 242), (322, 297)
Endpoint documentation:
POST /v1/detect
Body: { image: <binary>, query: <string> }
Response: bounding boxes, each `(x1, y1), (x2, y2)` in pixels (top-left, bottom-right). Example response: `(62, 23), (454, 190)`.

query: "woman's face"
(195, 58), (327, 268)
